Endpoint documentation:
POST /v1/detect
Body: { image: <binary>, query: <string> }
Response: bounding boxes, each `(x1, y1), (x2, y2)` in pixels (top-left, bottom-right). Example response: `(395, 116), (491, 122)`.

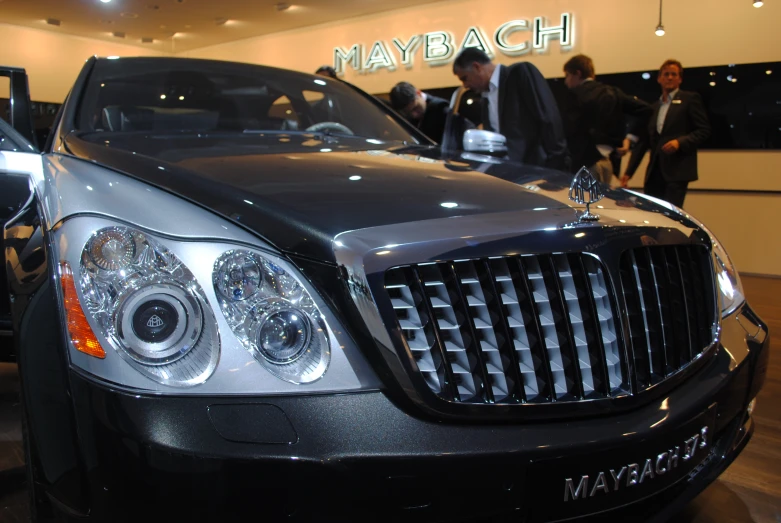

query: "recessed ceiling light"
(120, 12), (138, 18)
(100, 0), (112, 3)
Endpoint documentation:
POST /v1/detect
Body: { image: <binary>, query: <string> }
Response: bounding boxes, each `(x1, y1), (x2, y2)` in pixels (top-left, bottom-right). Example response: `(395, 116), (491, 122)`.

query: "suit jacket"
(482, 62), (570, 170)
(625, 89), (711, 182)
(417, 94), (450, 144)
(564, 80), (652, 173)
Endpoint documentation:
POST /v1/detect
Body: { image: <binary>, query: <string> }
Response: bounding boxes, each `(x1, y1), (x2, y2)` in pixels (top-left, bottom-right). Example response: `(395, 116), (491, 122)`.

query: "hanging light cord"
(658, 0), (664, 27)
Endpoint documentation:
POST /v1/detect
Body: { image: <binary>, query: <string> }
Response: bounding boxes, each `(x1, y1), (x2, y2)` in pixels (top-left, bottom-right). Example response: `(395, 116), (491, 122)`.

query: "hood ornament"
(569, 166), (605, 222)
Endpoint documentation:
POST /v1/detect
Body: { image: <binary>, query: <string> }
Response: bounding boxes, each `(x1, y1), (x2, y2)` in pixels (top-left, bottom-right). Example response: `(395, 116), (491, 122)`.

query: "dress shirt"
(481, 64), (502, 133)
(656, 88), (680, 134)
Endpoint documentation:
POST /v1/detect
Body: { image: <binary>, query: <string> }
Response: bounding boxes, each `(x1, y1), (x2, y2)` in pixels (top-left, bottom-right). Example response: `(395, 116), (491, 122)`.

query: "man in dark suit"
(451, 48), (569, 170)
(620, 59), (711, 208)
(562, 54), (652, 183)
(389, 81), (450, 143)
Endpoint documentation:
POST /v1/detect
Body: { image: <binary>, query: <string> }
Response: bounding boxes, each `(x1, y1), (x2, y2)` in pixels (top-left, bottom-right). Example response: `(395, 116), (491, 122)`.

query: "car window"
(76, 59), (420, 144)
(0, 117), (36, 153)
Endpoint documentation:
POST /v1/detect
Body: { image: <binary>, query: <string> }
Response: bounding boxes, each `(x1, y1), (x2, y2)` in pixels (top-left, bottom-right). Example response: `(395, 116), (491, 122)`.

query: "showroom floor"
(0, 276), (778, 523)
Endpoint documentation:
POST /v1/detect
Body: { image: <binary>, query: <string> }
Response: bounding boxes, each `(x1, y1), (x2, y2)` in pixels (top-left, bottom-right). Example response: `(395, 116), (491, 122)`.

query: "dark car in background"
(0, 56), (769, 522)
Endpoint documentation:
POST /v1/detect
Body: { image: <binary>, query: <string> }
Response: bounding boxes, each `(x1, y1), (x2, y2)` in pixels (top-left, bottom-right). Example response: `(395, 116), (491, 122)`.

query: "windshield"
(76, 57), (420, 144)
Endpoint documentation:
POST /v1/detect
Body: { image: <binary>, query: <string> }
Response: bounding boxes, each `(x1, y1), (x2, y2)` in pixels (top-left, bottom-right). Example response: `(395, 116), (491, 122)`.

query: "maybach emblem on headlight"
(568, 166), (605, 222)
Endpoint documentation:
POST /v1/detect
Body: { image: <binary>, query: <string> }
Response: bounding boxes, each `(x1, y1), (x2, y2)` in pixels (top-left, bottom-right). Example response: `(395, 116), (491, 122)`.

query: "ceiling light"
(160, 94), (166, 99)
(349, 175), (362, 181)
(655, 0), (665, 36)
(120, 12), (138, 18)
(753, 1), (763, 7)
(178, 95), (184, 100)
(440, 202), (458, 208)
(766, 70), (773, 75)
(100, 0), (112, 3)
(46, 18), (61, 26)
(642, 72), (651, 80)
(709, 81), (716, 86)
(112, 31), (125, 38)
(276, 2), (291, 10)
(141, 37), (154, 43)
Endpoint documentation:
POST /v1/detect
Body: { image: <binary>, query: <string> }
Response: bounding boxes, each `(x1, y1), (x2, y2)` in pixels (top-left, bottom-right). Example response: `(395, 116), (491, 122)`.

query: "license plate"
(526, 403), (717, 521)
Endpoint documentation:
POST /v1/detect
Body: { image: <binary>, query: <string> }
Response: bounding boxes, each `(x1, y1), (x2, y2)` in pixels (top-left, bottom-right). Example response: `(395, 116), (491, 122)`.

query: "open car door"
(1, 66), (43, 361)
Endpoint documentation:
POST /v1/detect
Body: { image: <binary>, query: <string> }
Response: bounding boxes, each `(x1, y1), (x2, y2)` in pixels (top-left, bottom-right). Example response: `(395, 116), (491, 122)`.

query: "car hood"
(64, 132), (656, 263)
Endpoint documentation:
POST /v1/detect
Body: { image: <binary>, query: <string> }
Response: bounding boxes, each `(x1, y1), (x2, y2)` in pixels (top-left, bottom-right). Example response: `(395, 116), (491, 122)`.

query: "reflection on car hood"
(64, 132), (660, 263)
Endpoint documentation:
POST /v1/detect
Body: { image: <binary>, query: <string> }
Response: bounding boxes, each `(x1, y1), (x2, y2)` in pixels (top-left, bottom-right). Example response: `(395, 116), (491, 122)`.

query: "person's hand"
(615, 138), (632, 157)
(661, 139), (680, 154)
(619, 174), (631, 188)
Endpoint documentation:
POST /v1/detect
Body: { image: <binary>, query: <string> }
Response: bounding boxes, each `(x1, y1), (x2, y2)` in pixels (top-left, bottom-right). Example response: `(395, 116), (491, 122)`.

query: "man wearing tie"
(452, 48), (570, 170)
(620, 59), (711, 208)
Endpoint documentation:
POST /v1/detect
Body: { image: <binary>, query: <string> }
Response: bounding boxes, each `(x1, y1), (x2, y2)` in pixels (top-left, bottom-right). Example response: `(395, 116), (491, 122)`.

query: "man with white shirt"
(620, 59), (711, 208)
(452, 48), (569, 170)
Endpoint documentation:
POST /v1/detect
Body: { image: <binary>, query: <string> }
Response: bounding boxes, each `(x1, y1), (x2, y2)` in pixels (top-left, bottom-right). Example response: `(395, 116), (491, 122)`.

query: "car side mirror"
(462, 129), (507, 158)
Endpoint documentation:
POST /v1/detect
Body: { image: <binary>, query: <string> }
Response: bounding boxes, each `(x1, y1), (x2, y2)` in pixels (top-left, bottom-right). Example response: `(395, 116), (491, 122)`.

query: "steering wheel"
(305, 121), (354, 135)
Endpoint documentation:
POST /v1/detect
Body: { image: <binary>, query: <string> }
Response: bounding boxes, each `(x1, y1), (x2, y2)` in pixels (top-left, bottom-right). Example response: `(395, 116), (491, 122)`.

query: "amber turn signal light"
(59, 262), (106, 358)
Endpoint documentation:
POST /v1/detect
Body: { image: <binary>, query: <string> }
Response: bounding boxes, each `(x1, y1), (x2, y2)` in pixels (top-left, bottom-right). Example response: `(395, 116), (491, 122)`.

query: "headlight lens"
(213, 250), (330, 384)
(711, 232), (744, 316)
(80, 226), (219, 386)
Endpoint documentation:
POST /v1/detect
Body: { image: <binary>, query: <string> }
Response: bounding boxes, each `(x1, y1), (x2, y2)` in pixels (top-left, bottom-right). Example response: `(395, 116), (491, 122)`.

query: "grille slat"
(481, 259), (526, 403)
(569, 254), (610, 398)
(383, 245), (715, 409)
(443, 262), (492, 403)
(539, 255), (584, 400)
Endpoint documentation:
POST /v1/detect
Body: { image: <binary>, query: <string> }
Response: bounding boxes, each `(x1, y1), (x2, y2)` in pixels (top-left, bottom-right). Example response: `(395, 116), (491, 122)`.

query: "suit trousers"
(589, 157), (614, 186)
(644, 162), (689, 208)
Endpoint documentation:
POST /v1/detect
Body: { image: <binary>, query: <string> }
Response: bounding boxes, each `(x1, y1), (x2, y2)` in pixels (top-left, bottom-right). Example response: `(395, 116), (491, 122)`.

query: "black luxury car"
(0, 57), (769, 523)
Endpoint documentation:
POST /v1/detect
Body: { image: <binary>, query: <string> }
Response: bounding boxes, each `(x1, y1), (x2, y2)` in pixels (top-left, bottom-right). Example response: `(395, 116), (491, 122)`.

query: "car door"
(1, 66), (43, 361)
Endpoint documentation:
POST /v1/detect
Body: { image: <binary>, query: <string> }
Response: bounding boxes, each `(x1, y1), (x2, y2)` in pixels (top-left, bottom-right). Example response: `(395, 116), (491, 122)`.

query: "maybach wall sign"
(333, 13), (573, 75)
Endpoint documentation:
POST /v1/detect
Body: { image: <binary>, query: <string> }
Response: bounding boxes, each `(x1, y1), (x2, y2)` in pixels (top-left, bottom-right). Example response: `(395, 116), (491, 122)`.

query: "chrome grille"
(619, 245), (716, 390)
(384, 254), (627, 404)
(383, 246), (716, 408)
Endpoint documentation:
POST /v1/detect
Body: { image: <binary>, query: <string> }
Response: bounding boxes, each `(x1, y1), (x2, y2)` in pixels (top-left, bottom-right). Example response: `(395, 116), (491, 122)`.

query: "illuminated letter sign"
(459, 27), (494, 58)
(334, 44), (362, 74)
(424, 31), (455, 64)
(494, 20), (530, 56)
(333, 13), (573, 74)
(392, 35), (421, 68)
(534, 13), (572, 50)
(364, 41), (396, 71)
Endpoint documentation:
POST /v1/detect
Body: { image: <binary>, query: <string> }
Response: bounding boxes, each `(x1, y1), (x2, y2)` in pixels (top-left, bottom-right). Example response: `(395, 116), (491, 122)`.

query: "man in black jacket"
(389, 82), (450, 144)
(620, 59), (711, 208)
(562, 54), (652, 183)
(452, 48), (570, 170)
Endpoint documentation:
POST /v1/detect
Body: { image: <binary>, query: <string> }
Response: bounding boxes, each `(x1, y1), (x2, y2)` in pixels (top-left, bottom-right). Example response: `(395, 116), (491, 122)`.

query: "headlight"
(708, 228), (744, 316)
(213, 250), (329, 384)
(625, 189), (745, 316)
(79, 226), (219, 386)
(40, 156), (377, 394)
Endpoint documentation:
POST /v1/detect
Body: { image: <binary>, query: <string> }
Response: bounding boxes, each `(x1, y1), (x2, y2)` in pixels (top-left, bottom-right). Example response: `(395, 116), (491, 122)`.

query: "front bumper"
(44, 304), (769, 523)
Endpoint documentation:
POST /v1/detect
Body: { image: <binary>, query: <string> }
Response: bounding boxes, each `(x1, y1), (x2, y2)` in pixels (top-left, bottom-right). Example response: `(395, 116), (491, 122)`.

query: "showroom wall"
(0, 23), (166, 103)
(0, 0), (779, 275)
